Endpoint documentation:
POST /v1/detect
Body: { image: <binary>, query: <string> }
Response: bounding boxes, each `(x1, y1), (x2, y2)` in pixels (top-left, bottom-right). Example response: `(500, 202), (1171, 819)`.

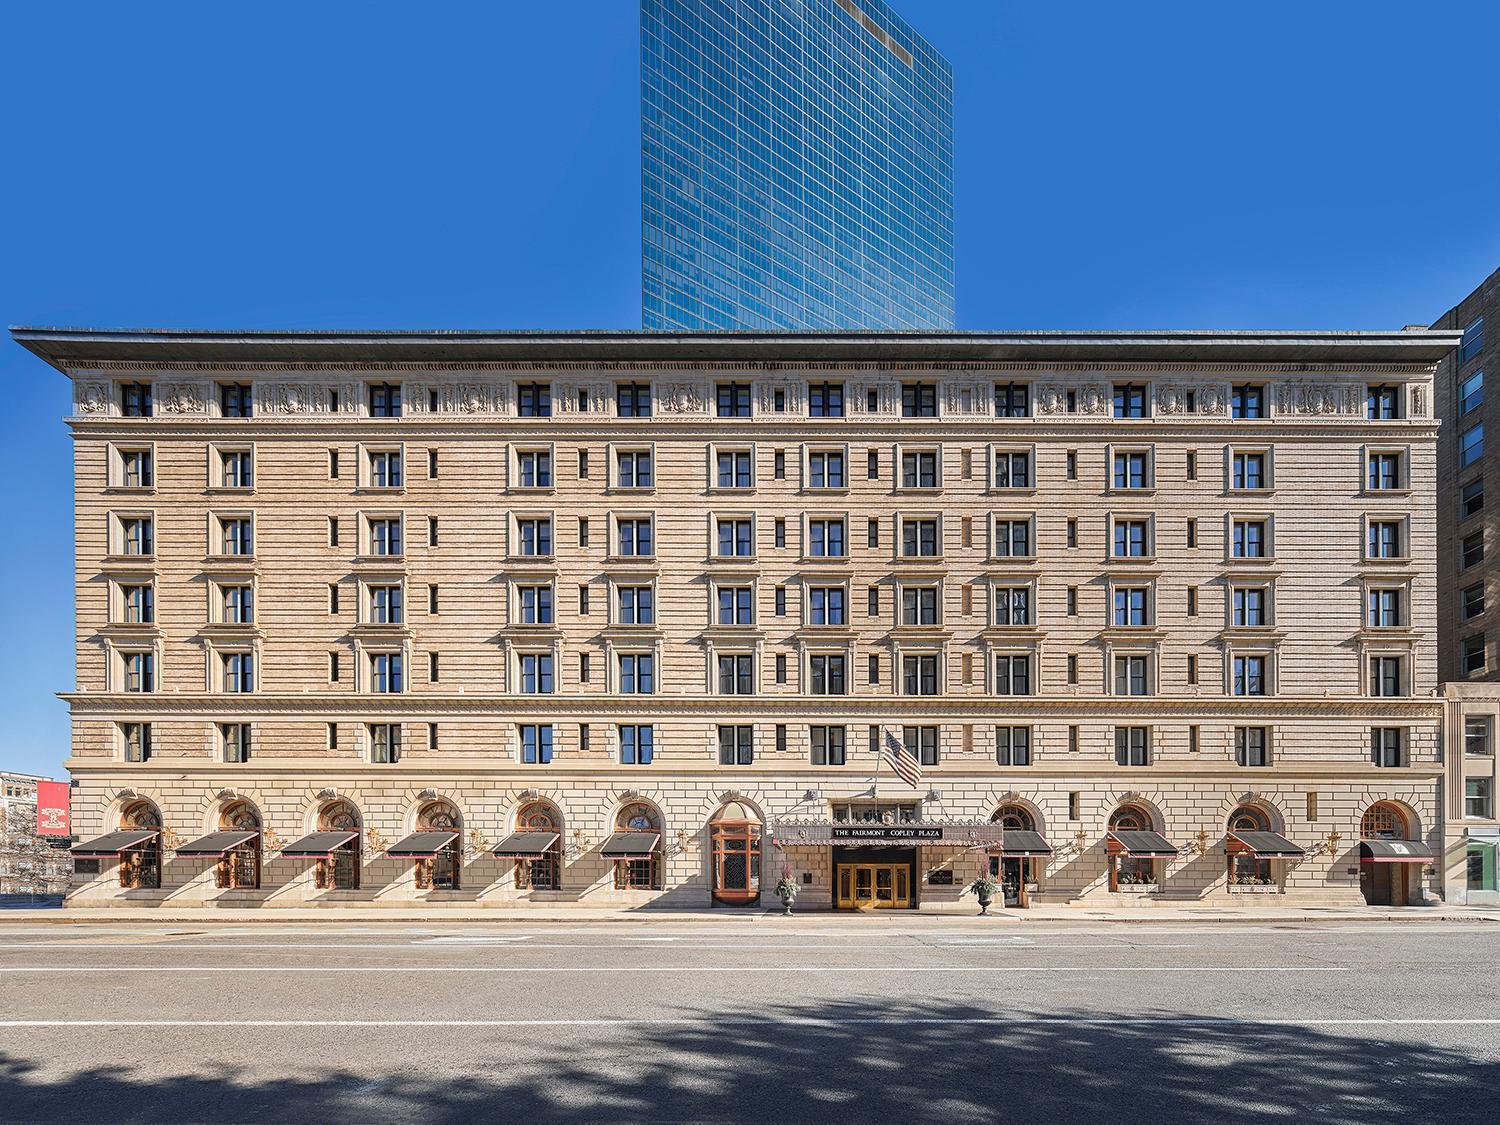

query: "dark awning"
(387, 831), (459, 857)
(992, 830), (1052, 857)
(175, 830), (259, 856)
(1226, 830), (1304, 858)
(493, 831), (560, 858)
(71, 830), (158, 856)
(602, 831), (661, 858)
(281, 831), (359, 857)
(1106, 830), (1178, 858)
(1360, 839), (1434, 864)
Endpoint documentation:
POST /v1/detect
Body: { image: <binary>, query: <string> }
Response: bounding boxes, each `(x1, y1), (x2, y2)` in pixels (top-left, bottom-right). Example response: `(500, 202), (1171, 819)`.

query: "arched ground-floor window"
(710, 802), (761, 905)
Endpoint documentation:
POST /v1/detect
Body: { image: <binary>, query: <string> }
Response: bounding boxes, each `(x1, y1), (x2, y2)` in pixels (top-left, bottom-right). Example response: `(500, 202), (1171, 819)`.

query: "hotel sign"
(775, 822), (1004, 847)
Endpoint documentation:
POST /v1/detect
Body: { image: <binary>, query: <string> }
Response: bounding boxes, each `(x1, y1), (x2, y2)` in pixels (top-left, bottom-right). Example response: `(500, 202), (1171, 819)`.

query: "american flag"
(883, 728), (923, 788)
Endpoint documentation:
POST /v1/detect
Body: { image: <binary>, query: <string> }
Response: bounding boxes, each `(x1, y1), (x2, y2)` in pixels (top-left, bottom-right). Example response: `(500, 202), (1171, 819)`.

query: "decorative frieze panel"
(155, 382), (212, 415)
(556, 382), (611, 414)
(1275, 382), (1362, 417)
(757, 380), (805, 415)
(850, 380), (899, 416)
(658, 381), (708, 415)
(1036, 382), (1111, 415)
(941, 381), (991, 417)
(407, 382), (508, 415)
(258, 382), (359, 415)
(1156, 383), (1230, 416)
(74, 381), (112, 415)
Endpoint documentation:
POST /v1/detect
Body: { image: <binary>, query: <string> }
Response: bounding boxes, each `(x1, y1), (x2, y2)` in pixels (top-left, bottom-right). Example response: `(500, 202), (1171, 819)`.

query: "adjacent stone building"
(0, 772), (73, 898)
(11, 327), (1458, 910)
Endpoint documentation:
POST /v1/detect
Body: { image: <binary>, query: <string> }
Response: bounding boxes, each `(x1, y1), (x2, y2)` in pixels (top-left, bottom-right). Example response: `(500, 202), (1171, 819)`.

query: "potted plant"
(967, 873), (999, 915)
(774, 864), (799, 916)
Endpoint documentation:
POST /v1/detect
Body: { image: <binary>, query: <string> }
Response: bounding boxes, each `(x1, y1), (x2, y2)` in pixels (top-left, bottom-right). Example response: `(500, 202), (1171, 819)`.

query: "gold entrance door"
(835, 864), (912, 909)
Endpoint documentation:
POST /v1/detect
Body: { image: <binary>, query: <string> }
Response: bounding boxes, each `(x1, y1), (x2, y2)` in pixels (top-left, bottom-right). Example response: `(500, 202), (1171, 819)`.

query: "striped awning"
(175, 831), (259, 856)
(71, 830), (158, 857)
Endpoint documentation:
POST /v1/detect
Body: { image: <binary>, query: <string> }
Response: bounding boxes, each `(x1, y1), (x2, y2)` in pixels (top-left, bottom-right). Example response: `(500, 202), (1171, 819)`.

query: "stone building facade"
(0, 772), (73, 897)
(11, 327), (1459, 910)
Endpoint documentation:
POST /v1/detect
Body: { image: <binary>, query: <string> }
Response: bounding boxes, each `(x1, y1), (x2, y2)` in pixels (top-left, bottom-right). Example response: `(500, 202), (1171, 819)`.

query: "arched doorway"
(118, 800), (161, 889)
(1360, 801), (1417, 906)
(315, 800), (361, 890)
(612, 803), (661, 890)
(514, 803), (562, 891)
(413, 800), (462, 890)
(1108, 805), (1157, 890)
(990, 804), (1038, 907)
(216, 800), (261, 890)
(710, 801), (762, 905)
(1227, 805), (1272, 887)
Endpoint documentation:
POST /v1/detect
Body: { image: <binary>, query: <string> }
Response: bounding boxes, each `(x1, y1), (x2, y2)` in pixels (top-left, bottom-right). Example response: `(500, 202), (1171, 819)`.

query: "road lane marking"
(0, 972), (1350, 978)
(0, 1015), (1485, 1029)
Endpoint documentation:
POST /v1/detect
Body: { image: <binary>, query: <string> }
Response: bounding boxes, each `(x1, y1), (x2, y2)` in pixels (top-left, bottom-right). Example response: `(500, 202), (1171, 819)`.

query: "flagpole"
(871, 723), (881, 800)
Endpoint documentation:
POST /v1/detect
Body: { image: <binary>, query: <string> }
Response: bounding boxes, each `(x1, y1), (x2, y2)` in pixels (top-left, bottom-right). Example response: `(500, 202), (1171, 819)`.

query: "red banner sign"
(35, 781), (71, 837)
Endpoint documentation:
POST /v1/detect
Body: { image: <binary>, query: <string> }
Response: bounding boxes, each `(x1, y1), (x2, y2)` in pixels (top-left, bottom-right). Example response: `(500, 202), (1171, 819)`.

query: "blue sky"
(0, 1), (1494, 778)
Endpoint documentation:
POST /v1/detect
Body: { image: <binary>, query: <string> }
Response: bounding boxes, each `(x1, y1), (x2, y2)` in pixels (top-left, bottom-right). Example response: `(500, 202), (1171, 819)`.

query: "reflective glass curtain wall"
(642, 0), (955, 331)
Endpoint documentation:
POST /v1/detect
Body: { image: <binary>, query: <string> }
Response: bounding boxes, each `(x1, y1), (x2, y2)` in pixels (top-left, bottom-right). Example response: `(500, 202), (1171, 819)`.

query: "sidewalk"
(1, 902), (1496, 924)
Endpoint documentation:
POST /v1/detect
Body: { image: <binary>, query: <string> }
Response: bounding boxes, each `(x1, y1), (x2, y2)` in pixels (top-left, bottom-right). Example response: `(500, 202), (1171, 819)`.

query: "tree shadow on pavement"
(0, 997), (1494, 1125)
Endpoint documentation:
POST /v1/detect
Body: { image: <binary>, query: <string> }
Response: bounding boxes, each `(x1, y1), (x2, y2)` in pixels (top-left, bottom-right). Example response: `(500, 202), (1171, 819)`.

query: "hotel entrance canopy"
(773, 823), (1004, 847)
(1359, 840), (1434, 863)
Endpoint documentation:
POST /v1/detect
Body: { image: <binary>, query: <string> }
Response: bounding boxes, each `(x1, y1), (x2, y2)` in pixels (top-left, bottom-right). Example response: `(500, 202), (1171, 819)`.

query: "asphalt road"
(0, 919), (1496, 1124)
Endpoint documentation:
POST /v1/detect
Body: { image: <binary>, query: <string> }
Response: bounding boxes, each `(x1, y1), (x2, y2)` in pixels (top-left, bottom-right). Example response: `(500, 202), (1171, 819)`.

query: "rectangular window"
(1114, 727), (1150, 765)
(1235, 727), (1269, 767)
(428, 449), (438, 478)
(1066, 587), (1077, 617)
(369, 584), (404, 624)
(1066, 519), (1077, 548)
(428, 652), (440, 683)
(1367, 451), (1404, 490)
(808, 587), (846, 626)
(519, 653), (554, 694)
(1370, 656), (1404, 696)
(774, 450), (786, 479)
(992, 451), (1031, 488)
(717, 725), (754, 766)
(619, 724), (654, 765)
(1232, 452), (1267, 490)
(122, 722), (151, 762)
(1463, 634), (1487, 675)
(614, 517), (652, 558)
(370, 652), (403, 694)
(1367, 385), (1400, 420)
(219, 517), (254, 556)
(902, 726), (939, 766)
(517, 383), (552, 417)
(1189, 725), (1199, 753)
(995, 727), (1031, 766)
(717, 654), (755, 695)
(369, 384), (402, 417)
(989, 520), (1032, 561)
(1466, 778), (1493, 819)
(901, 450), (939, 488)
(614, 450), (653, 489)
(808, 519), (846, 558)
(370, 724), (401, 763)
(1233, 519), (1268, 558)
(1461, 370), (1484, 414)
(809, 383), (844, 417)
(222, 723), (251, 763)
(808, 451), (845, 489)
(717, 586), (753, 625)
(1067, 654), (1078, 684)
(221, 651), (254, 693)
(716, 450), (753, 489)
(368, 450), (402, 489)
(123, 651), (155, 693)
(903, 655), (940, 696)
(994, 383), (1029, 417)
(1367, 588), (1403, 628)
(1069, 790), (1080, 818)
(993, 587), (1030, 626)
(867, 586), (880, 618)
(519, 584), (555, 625)
(901, 383), (936, 417)
(1113, 384), (1147, 418)
(120, 448), (153, 489)
(776, 654), (787, 684)
(329, 652), (340, 682)
(427, 584), (439, 615)
(716, 382), (751, 417)
(617, 383), (652, 418)
(1185, 450), (1196, 480)
(518, 724), (554, 764)
(867, 654), (880, 685)
(580, 652), (591, 683)
(1370, 520), (1404, 560)
(1459, 317), (1485, 366)
(1464, 531), (1485, 568)
(1461, 425), (1485, 469)
(1187, 653), (1198, 684)
(1465, 716), (1493, 756)
(717, 518), (754, 557)
(775, 586), (787, 616)
(1066, 450), (1077, 480)
(517, 450), (552, 489)
(1231, 385), (1265, 419)
(517, 518), (552, 557)
(903, 587), (940, 625)
(617, 585), (654, 625)
(811, 725), (846, 765)
(1232, 586), (1269, 627)
(329, 450), (341, 479)
(1112, 451), (1150, 489)
(1371, 727), (1404, 768)
(992, 654), (1031, 696)
(1113, 655), (1149, 696)
(901, 518), (940, 557)
(1112, 519), (1149, 558)
(578, 584), (590, 615)
(120, 382), (153, 417)
(367, 517), (401, 557)
(122, 582), (155, 624)
(1186, 518), (1197, 549)
(1462, 478), (1484, 519)
(618, 653), (655, 694)
(1463, 583), (1486, 621)
(809, 655), (847, 696)
(1113, 587), (1149, 627)
(1233, 654), (1268, 696)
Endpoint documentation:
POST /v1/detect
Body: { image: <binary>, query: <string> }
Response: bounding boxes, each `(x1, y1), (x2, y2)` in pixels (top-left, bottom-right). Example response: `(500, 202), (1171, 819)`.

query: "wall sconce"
(1193, 829), (1211, 856)
(1323, 831), (1343, 856)
(468, 830), (487, 855)
(262, 828), (284, 852)
(570, 830), (587, 856)
(367, 827), (389, 853)
(1072, 829), (1088, 853)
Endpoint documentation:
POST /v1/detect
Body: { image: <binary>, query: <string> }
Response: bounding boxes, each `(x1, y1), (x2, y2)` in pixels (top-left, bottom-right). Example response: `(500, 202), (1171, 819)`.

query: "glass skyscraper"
(641, 0), (954, 332)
